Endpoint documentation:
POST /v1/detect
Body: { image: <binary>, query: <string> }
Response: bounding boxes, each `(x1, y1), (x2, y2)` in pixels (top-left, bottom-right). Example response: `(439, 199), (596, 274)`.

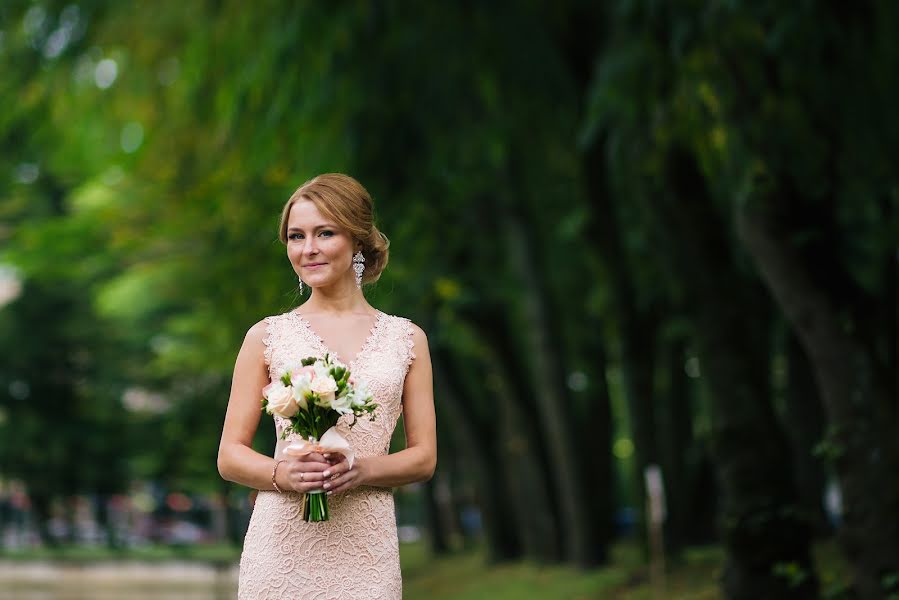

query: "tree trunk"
(736, 196), (899, 600)
(782, 331), (830, 536)
(498, 190), (605, 567)
(658, 335), (696, 556)
(582, 136), (661, 547)
(422, 477), (451, 555)
(432, 352), (522, 562)
(657, 147), (818, 600)
(31, 493), (56, 548)
(571, 324), (616, 564)
(556, 5), (662, 550)
(464, 308), (563, 563)
(93, 493), (120, 549)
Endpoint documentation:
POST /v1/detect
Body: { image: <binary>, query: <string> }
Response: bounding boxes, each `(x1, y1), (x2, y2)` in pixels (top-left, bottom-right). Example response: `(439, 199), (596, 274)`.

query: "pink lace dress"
(238, 309), (415, 600)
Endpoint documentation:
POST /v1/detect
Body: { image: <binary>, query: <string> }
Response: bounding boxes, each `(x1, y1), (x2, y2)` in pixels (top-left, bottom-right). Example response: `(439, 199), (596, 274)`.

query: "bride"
(217, 173), (436, 599)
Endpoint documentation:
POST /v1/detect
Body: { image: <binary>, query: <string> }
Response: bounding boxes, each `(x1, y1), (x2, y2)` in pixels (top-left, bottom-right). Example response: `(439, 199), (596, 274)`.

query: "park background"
(1, 2), (897, 599)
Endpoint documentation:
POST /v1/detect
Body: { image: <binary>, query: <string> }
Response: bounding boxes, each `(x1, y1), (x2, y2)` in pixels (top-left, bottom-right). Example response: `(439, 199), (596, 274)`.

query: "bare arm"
(324, 323), (437, 493)
(217, 320), (331, 493)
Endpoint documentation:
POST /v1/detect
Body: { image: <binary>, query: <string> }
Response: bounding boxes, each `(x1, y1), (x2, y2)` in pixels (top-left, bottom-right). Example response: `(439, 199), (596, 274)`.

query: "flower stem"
(304, 491), (329, 522)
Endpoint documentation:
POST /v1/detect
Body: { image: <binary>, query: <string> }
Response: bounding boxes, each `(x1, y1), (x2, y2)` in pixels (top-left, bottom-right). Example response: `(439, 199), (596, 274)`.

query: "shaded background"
(1, 1), (897, 599)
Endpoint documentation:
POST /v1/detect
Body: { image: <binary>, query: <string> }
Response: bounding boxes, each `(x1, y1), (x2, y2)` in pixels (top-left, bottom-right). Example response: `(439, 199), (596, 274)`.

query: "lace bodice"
(264, 310), (414, 461)
(238, 309), (415, 600)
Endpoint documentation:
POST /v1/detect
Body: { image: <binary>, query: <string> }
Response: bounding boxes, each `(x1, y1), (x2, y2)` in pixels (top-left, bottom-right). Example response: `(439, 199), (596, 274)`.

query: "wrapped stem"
(304, 490), (329, 522)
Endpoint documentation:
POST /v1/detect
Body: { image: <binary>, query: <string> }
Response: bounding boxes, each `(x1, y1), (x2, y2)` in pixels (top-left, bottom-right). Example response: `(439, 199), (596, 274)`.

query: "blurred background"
(1, 1), (897, 599)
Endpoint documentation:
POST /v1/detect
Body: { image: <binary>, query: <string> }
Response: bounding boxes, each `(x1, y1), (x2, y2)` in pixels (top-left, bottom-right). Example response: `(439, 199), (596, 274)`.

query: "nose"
(302, 237), (319, 256)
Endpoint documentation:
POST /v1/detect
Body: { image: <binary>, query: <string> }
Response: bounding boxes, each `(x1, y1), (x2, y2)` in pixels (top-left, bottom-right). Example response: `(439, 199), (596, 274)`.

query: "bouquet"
(262, 354), (377, 521)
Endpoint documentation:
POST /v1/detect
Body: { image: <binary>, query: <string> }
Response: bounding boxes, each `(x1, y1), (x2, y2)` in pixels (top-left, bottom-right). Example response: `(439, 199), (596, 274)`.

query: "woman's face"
(286, 199), (355, 289)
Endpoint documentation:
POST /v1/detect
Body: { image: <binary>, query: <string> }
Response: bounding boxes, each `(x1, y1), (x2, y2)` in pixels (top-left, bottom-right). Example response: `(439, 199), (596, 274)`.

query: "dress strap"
(390, 316), (417, 379)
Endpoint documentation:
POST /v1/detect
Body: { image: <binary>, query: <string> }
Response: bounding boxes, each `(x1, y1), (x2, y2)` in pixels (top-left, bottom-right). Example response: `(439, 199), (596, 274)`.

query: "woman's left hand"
(321, 453), (367, 494)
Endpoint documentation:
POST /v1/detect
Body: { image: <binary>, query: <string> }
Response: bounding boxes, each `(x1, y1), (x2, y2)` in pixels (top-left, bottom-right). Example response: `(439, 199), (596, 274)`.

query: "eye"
(288, 232), (304, 241)
(319, 230), (334, 238)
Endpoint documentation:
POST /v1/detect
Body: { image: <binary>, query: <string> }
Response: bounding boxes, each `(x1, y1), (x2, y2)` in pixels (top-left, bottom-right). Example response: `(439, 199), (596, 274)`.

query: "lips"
(304, 263), (327, 268)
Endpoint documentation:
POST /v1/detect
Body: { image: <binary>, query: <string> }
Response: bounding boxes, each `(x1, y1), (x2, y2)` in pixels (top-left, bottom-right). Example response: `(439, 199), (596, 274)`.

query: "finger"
(289, 472), (325, 492)
(323, 468), (355, 493)
(299, 451), (328, 463)
(299, 481), (325, 493)
(326, 474), (356, 494)
(286, 463), (332, 489)
(321, 461), (352, 480)
(290, 459), (329, 473)
(295, 470), (328, 482)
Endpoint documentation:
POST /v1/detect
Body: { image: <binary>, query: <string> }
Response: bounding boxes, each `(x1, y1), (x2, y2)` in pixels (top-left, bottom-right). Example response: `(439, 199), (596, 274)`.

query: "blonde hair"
(278, 173), (390, 285)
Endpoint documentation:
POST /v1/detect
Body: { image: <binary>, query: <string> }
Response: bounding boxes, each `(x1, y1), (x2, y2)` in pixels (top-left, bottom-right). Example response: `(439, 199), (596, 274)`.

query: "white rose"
(311, 374), (337, 396)
(263, 381), (298, 418)
(314, 389), (336, 408)
(330, 393), (353, 415)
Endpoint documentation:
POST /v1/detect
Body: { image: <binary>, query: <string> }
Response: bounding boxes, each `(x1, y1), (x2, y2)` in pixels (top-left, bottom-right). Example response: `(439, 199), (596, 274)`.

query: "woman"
(218, 173), (436, 599)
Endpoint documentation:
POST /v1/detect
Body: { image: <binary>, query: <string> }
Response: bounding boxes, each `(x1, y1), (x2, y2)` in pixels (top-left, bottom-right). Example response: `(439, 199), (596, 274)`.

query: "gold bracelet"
(271, 459), (285, 493)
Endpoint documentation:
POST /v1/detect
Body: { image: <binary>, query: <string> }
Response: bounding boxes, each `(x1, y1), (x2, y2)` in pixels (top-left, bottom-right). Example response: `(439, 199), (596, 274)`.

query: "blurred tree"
(576, 3), (821, 597)
(699, 2), (899, 597)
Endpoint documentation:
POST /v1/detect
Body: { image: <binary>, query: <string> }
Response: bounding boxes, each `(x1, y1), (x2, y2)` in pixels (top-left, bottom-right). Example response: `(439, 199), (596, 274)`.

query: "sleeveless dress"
(238, 309), (415, 600)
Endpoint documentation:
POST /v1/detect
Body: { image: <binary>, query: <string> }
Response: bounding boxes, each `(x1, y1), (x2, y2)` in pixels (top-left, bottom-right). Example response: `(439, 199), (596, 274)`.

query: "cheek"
(323, 238), (351, 258)
(287, 244), (303, 263)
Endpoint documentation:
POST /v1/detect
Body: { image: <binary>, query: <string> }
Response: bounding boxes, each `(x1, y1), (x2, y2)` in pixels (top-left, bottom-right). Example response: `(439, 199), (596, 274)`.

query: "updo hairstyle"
(278, 173), (390, 285)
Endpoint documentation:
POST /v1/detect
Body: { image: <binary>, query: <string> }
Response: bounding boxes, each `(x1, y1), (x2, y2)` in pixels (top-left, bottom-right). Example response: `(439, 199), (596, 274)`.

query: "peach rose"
(263, 381), (298, 418)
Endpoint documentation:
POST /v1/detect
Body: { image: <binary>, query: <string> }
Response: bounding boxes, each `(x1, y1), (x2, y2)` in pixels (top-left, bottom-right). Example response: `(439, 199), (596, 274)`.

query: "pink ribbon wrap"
(281, 426), (355, 468)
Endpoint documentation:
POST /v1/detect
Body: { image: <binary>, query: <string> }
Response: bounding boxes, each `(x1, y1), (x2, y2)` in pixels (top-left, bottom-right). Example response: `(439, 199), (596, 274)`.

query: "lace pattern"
(238, 310), (416, 599)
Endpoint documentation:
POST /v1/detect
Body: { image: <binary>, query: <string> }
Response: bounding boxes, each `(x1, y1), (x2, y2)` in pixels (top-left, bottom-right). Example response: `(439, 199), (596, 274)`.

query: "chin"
(304, 275), (335, 288)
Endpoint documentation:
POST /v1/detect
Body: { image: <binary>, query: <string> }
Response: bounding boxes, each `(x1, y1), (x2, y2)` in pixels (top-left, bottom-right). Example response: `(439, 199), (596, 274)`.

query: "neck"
(302, 278), (369, 315)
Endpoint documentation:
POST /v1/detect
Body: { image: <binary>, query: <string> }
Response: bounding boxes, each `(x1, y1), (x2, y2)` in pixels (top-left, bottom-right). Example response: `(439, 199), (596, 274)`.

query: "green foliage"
(883, 572), (899, 596)
(773, 561), (811, 589)
(812, 426), (848, 464)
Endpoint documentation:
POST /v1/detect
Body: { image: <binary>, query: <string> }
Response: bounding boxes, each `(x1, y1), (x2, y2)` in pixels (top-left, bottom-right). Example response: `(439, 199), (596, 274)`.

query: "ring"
(300, 472), (305, 482)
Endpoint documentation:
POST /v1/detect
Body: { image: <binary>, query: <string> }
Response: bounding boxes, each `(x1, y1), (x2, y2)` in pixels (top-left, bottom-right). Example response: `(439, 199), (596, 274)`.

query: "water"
(0, 562), (238, 600)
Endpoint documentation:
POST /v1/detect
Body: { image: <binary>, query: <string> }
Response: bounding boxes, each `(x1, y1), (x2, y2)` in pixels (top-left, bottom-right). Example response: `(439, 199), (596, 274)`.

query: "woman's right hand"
(279, 452), (331, 493)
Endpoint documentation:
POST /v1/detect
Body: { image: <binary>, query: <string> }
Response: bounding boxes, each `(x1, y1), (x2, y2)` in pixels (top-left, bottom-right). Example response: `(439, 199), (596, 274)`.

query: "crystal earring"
(297, 276), (304, 294)
(352, 251), (365, 289)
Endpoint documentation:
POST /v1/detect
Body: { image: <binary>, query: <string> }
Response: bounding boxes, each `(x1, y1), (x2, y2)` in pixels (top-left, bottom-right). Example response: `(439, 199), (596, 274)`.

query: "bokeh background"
(1, 2), (897, 599)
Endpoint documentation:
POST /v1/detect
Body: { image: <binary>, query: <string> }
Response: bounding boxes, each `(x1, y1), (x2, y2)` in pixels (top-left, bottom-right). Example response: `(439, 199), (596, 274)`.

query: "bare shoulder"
(244, 318), (269, 346)
(407, 320), (427, 341)
(238, 317), (277, 364)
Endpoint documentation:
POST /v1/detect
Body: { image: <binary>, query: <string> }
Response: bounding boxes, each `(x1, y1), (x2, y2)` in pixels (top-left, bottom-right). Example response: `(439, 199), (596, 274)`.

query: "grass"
(402, 542), (724, 600)
(401, 541), (854, 600)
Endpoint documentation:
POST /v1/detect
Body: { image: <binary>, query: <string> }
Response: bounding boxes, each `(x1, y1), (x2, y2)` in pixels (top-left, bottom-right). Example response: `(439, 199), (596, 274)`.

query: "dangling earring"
(352, 251), (365, 289)
(297, 276), (304, 295)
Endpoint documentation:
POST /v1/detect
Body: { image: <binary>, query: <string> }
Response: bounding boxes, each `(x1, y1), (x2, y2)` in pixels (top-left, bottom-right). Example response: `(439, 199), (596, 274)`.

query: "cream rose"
(310, 373), (338, 408)
(311, 375), (337, 395)
(313, 390), (336, 408)
(263, 381), (298, 418)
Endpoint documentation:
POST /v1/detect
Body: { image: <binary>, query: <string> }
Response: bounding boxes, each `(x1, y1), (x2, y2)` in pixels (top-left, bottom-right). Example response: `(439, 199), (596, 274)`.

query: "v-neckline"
(291, 309), (385, 370)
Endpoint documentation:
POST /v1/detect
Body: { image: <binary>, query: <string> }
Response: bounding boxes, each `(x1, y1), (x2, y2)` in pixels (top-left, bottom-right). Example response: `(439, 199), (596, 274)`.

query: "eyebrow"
(287, 224), (337, 232)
